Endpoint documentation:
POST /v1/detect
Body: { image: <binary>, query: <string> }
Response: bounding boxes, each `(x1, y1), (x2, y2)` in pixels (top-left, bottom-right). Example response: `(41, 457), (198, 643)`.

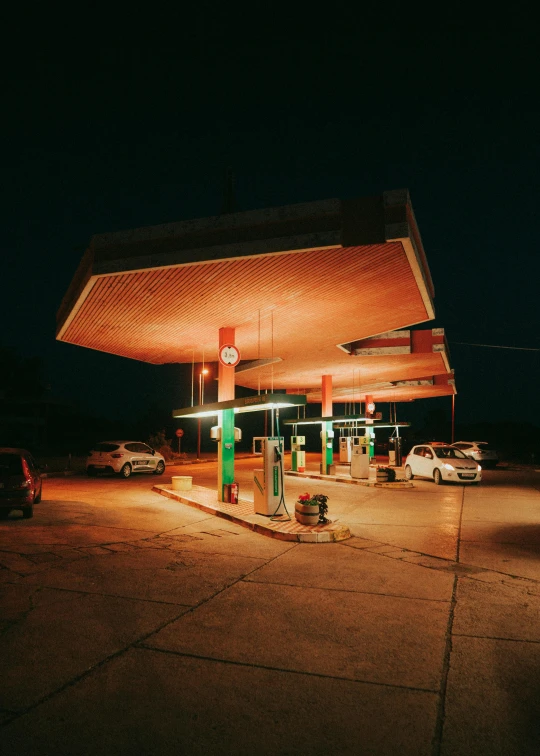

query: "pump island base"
(153, 482), (351, 543)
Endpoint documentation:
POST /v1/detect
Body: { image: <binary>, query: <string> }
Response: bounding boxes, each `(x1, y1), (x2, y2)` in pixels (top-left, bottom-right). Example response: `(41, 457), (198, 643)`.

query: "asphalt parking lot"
(1, 458), (540, 754)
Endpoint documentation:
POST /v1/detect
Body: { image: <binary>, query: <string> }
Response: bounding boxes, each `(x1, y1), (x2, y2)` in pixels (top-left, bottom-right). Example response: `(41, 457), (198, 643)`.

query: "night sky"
(3, 10), (539, 433)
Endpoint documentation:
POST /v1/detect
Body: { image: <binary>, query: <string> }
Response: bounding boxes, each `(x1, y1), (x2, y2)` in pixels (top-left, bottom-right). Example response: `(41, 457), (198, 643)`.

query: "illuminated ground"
(1, 464), (540, 753)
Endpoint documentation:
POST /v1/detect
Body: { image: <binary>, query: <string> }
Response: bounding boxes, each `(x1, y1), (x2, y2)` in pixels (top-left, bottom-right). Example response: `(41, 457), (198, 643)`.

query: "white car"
(451, 441), (498, 468)
(404, 444), (482, 485)
(86, 441), (166, 478)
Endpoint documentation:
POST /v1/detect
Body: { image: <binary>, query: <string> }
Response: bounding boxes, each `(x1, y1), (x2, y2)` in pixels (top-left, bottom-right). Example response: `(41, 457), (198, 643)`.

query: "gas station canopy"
(57, 189), (455, 405)
(173, 393), (307, 418)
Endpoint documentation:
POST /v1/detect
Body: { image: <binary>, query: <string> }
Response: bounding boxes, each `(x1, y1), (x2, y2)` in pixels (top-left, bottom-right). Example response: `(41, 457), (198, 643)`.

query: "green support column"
(217, 409), (235, 500)
(325, 420), (334, 471)
(321, 421), (334, 474)
(366, 426), (375, 460)
(291, 427), (298, 472)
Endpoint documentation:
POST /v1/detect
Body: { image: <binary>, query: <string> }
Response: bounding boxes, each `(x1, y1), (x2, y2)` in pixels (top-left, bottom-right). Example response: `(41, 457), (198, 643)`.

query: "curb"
(284, 470), (413, 489)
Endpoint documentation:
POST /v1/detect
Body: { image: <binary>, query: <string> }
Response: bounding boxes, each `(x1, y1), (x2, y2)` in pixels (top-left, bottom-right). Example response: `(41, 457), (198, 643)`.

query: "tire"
(87, 467), (97, 477)
(34, 487), (42, 504)
(405, 465), (414, 480)
(0, 510), (10, 519)
(23, 506), (33, 519)
(153, 461), (165, 475)
(120, 463), (132, 479)
(434, 468), (443, 485)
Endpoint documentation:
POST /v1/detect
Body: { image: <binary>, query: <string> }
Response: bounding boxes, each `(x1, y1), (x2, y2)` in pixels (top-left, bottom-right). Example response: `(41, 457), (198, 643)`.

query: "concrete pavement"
(1, 461), (539, 754)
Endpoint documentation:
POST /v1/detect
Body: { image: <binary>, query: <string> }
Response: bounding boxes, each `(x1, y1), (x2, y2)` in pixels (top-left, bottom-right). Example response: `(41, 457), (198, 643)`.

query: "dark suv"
(0, 447), (42, 519)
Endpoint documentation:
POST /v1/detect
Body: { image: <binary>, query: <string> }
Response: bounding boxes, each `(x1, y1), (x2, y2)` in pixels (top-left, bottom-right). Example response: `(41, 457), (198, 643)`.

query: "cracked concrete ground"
(1, 457), (539, 754)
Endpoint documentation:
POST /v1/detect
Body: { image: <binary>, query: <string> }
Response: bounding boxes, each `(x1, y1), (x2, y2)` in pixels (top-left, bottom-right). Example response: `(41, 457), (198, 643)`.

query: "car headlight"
(443, 463), (455, 471)
(477, 464), (482, 471)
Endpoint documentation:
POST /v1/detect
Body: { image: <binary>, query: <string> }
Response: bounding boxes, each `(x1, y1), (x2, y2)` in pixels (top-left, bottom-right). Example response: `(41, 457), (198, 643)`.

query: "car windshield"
(476, 443), (493, 450)
(434, 447), (468, 460)
(0, 454), (24, 474)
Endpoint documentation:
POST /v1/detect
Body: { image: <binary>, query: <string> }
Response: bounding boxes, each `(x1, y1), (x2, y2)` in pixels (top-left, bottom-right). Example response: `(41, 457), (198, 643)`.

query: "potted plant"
(295, 492), (329, 526)
(371, 466), (396, 482)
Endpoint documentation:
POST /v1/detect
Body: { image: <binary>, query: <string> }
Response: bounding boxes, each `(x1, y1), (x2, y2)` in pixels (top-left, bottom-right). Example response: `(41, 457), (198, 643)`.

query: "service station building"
(57, 189), (455, 505)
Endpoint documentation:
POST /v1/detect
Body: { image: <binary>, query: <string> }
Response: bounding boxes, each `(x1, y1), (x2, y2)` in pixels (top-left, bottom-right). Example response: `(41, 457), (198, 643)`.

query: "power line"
(451, 342), (540, 352)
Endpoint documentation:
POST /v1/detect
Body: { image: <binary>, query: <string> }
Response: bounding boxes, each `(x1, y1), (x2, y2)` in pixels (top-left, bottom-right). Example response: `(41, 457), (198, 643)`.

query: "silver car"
(451, 441), (498, 469)
(86, 441), (166, 478)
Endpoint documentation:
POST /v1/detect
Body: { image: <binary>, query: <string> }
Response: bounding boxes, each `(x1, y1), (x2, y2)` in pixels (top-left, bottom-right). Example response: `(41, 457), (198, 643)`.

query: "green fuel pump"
(291, 435), (306, 472)
(253, 437), (286, 515)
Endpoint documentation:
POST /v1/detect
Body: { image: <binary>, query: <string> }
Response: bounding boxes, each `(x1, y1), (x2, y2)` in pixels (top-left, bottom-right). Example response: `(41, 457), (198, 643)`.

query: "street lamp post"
(197, 369), (209, 460)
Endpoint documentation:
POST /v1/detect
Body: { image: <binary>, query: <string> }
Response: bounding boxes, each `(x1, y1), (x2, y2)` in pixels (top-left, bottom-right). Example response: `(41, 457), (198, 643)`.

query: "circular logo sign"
(175, 428), (184, 438)
(219, 344), (241, 367)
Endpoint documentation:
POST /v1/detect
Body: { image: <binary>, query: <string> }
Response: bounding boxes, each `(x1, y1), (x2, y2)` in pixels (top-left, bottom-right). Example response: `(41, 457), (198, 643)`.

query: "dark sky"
(2, 10), (539, 431)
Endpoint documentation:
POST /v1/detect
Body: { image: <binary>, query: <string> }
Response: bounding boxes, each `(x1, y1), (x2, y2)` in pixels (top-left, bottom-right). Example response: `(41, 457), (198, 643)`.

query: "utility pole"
(197, 368), (209, 460)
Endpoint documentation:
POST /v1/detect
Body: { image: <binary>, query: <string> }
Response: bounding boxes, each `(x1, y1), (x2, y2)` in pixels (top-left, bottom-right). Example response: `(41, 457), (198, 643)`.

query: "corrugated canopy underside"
(57, 192), (454, 404)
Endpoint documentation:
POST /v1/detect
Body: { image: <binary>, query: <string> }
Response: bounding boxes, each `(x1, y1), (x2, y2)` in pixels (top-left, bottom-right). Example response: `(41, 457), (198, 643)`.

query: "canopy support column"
(218, 327), (236, 501)
(321, 375), (334, 474)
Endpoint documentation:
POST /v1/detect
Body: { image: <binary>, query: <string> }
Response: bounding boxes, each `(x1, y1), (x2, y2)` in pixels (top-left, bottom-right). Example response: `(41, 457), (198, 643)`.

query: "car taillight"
(111, 453), (124, 458)
(17, 458), (32, 489)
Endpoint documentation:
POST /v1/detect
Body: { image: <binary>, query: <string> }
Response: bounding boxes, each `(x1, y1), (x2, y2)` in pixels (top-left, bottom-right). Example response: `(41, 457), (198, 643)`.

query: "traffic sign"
(219, 344), (241, 367)
(175, 428), (184, 438)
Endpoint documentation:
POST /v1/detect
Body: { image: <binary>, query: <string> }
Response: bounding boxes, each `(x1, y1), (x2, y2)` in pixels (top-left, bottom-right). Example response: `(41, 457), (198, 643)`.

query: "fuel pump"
(253, 437), (286, 515)
(388, 436), (403, 466)
(339, 436), (352, 463)
(350, 435), (371, 479)
(290, 435), (306, 472)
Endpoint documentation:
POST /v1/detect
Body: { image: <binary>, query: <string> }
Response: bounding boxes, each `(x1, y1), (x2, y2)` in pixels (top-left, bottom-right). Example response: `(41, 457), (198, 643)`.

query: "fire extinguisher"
(230, 482), (239, 505)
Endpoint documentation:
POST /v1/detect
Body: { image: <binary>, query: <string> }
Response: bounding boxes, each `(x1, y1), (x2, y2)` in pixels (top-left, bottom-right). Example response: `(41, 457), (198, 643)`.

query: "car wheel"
(120, 463), (132, 479)
(87, 467), (97, 477)
(434, 469), (443, 485)
(23, 506), (33, 519)
(34, 487), (42, 504)
(405, 465), (414, 480)
(153, 461), (165, 475)
(0, 510), (10, 519)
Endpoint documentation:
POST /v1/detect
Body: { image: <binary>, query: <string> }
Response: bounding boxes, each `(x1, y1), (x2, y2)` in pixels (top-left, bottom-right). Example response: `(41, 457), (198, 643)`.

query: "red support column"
(365, 394), (374, 418)
(322, 375), (333, 418)
(218, 327), (236, 401)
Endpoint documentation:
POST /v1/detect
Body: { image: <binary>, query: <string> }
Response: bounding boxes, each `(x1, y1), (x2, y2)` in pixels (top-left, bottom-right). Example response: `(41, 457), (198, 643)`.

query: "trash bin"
(171, 476), (192, 491)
